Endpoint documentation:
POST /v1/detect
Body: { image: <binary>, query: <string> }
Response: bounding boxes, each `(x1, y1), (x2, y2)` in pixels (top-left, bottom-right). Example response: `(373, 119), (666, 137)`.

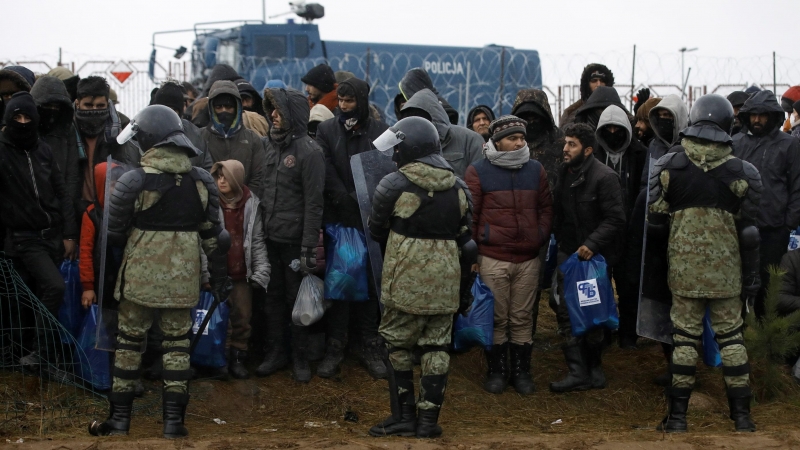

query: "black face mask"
(525, 120), (547, 139)
(75, 108), (109, 137)
(216, 111), (235, 128)
(655, 116), (675, 143)
(38, 108), (61, 133)
(338, 109), (359, 123)
(600, 128), (628, 151)
(4, 120), (39, 149)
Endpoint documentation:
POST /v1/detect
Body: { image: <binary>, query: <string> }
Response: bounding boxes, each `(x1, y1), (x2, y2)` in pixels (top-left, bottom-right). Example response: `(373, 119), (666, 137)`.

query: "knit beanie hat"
(211, 159), (246, 205)
(726, 91), (750, 108)
(489, 115), (527, 142)
(3, 91), (39, 125)
(301, 64), (336, 93)
(635, 97), (661, 122)
(152, 82), (186, 113)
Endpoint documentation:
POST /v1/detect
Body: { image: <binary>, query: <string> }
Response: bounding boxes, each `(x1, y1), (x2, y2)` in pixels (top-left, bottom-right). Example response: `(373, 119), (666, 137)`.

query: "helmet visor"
(116, 121), (139, 145)
(372, 128), (405, 153)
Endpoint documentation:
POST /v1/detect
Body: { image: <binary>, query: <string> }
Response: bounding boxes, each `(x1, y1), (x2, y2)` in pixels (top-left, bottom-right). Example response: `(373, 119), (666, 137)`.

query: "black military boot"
(657, 387), (691, 433)
(549, 339), (591, 393)
(317, 338), (345, 378)
(369, 369), (416, 437)
(585, 343), (606, 389)
(291, 325), (312, 383)
(88, 391), (135, 436)
(361, 336), (388, 379)
(229, 349), (250, 379)
(416, 374), (447, 438)
(483, 343), (508, 394)
(727, 387), (756, 432)
(255, 340), (288, 377)
(162, 391), (189, 438)
(509, 343), (535, 395)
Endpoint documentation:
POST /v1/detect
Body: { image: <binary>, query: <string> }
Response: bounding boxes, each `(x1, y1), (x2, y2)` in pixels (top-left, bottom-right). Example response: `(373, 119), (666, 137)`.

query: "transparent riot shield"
(350, 150), (397, 302)
(96, 156), (135, 351)
(636, 159), (673, 344)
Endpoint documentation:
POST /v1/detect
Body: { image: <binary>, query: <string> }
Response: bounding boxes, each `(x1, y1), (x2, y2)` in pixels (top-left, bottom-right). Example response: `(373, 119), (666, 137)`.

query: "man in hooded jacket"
(511, 89), (564, 192)
(398, 68), (459, 125)
(560, 64), (615, 126)
(199, 80), (266, 198)
(733, 90), (800, 318)
(466, 105), (495, 142)
(151, 81), (213, 171)
(571, 86), (634, 132)
(30, 76), (81, 217)
(641, 95), (690, 188)
(634, 97), (662, 149)
(400, 89), (483, 179)
(593, 105), (646, 348)
(314, 77), (389, 379)
(0, 66), (34, 106)
(256, 87), (325, 383)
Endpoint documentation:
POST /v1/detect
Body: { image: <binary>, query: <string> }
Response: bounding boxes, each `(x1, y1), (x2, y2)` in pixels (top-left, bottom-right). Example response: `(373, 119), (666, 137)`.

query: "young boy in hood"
(212, 160), (270, 380)
(465, 116), (552, 396)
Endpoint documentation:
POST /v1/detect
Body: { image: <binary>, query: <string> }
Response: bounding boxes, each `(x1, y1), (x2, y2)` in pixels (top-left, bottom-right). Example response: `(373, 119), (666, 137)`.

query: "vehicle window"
(294, 35), (309, 58)
(217, 40), (237, 66)
(254, 35), (287, 59)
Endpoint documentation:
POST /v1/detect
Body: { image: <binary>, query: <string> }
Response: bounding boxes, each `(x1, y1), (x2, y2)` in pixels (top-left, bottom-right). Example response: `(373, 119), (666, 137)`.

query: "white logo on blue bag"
(192, 310), (209, 335)
(577, 279), (601, 307)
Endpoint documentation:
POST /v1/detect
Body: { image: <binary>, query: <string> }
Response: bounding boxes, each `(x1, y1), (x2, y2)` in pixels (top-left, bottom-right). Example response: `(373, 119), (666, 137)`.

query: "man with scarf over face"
(199, 80), (266, 198)
(73, 76), (140, 213)
(549, 122), (626, 393)
(465, 116), (553, 395)
(0, 92), (78, 371)
(314, 77), (390, 379)
(593, 105), (646, 348)
(733, 90), (800, 318)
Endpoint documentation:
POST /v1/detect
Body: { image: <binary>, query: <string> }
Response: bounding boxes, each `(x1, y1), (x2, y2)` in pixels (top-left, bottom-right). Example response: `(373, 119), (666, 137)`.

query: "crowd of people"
(1, 60), (800, 439)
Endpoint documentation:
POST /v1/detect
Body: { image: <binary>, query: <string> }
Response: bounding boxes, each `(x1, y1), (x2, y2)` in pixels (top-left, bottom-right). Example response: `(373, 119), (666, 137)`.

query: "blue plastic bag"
(75, 304), (111, 390)
(453, 275), (495, 351)
(324, 223), (369, 301)
(190, 291), (230, 368)
(560, 253), (619, 336)
(58, 259), (84, 341)
(702, 307), (722, 367)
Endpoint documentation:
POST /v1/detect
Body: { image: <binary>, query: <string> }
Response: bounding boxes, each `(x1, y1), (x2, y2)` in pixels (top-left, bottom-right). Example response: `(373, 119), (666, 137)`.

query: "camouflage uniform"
(110, 146), (221, 395)
(649, 137), (760, 394)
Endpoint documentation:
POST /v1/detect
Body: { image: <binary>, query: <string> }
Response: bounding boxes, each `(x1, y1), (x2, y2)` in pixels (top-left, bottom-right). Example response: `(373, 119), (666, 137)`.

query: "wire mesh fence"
(0, 254), (104, 436)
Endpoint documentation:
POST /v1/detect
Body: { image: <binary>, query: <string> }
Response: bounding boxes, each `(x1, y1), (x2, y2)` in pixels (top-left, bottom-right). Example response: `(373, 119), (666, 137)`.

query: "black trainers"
(317, 339), (345, 378)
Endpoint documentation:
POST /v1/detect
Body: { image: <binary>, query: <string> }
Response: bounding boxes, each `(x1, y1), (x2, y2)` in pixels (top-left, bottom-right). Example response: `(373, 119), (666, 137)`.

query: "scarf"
(269, 126), (291, 147)
(483, 139), (530, 169)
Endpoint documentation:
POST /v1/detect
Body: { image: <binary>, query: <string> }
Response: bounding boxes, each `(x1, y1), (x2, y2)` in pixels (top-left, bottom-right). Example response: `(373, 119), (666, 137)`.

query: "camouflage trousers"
(671, 294), (749, 389)
(113, 300), (193, 394)
(379, 307), (451, 410)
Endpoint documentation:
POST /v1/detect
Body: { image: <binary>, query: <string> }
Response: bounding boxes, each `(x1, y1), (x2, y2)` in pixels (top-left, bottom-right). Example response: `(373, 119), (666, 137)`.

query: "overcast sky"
(3, 0), (797, 88)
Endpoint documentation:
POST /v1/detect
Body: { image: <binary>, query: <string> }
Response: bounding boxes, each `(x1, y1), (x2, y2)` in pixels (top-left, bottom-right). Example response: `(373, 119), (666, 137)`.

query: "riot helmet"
(680, 94), (735, 144)
(373, 116), (441, 168)
(117, 104), (201, 156)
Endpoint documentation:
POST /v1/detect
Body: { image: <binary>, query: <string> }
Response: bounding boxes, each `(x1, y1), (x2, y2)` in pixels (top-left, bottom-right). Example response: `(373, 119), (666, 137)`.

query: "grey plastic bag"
(292, 273), (327, 326)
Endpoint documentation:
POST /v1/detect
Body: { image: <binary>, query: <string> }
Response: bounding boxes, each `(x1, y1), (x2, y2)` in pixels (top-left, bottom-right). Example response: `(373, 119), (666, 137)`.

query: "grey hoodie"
(649, 94), (689, 148)
(596, 104), (647, 217)
(401, 89), (484, 178)
(595, 105), (632, 168)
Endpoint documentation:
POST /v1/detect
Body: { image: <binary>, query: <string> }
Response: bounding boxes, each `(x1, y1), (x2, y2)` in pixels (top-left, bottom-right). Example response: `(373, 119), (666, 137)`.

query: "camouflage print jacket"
(371, 161), (471, 315)
(113, 146), (220, 308)
(649, 137), (759, 298)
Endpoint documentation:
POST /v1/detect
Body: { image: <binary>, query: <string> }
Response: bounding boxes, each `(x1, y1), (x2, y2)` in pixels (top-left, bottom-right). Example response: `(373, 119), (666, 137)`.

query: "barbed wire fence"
(4, 48), (798, 125)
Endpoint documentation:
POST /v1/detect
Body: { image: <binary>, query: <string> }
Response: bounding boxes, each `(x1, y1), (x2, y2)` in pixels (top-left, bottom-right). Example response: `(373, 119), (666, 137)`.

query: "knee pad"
(161, 332), (193, 382)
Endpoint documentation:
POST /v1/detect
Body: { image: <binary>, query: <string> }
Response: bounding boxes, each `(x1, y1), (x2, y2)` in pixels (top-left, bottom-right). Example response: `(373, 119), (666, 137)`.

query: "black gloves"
(300, 246), (317, 273)
(212, 276), (233, 302)
(634, 88), (651, 114)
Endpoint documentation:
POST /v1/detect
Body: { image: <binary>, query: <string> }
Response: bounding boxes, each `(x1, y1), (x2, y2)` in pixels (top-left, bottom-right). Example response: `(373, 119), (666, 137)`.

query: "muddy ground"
(3, 302), (800, 449)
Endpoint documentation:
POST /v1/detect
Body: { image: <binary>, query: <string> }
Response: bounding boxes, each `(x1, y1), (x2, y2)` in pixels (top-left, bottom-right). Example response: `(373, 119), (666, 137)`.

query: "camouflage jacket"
(114, 146), (218, 308)
(372, 162), (470, 315)
(649, 138), (753, 298)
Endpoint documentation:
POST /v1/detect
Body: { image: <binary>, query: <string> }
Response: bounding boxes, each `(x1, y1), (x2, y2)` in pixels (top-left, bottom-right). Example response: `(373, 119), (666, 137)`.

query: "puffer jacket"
(553, 154), (626, 266)
(315, 78), (389, 228)
(218, 192), (271, 289)
(30, 76), (81, 214)
(200, 81), (266, 198)
(511, 89), (564, 191)
(261, 87), (325, 248)
(465, 157), (553, 263)
(733, 90), (800, 229)
(401, 89), (484, 179)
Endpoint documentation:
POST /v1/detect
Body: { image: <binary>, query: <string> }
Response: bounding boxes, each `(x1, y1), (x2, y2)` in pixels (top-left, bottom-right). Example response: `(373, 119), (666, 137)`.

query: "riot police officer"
(89, 105), (230, 439)
(649, 94), (761, 433)
(367, 117), (477, 438)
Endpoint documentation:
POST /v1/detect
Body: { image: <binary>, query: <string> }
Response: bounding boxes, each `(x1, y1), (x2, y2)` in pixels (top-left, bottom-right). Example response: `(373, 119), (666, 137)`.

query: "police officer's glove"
(634, 88), (650, 113)
(299, 246), (317, 273)
(212, 276), (233, 302)
(742, 280), (760, 315)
